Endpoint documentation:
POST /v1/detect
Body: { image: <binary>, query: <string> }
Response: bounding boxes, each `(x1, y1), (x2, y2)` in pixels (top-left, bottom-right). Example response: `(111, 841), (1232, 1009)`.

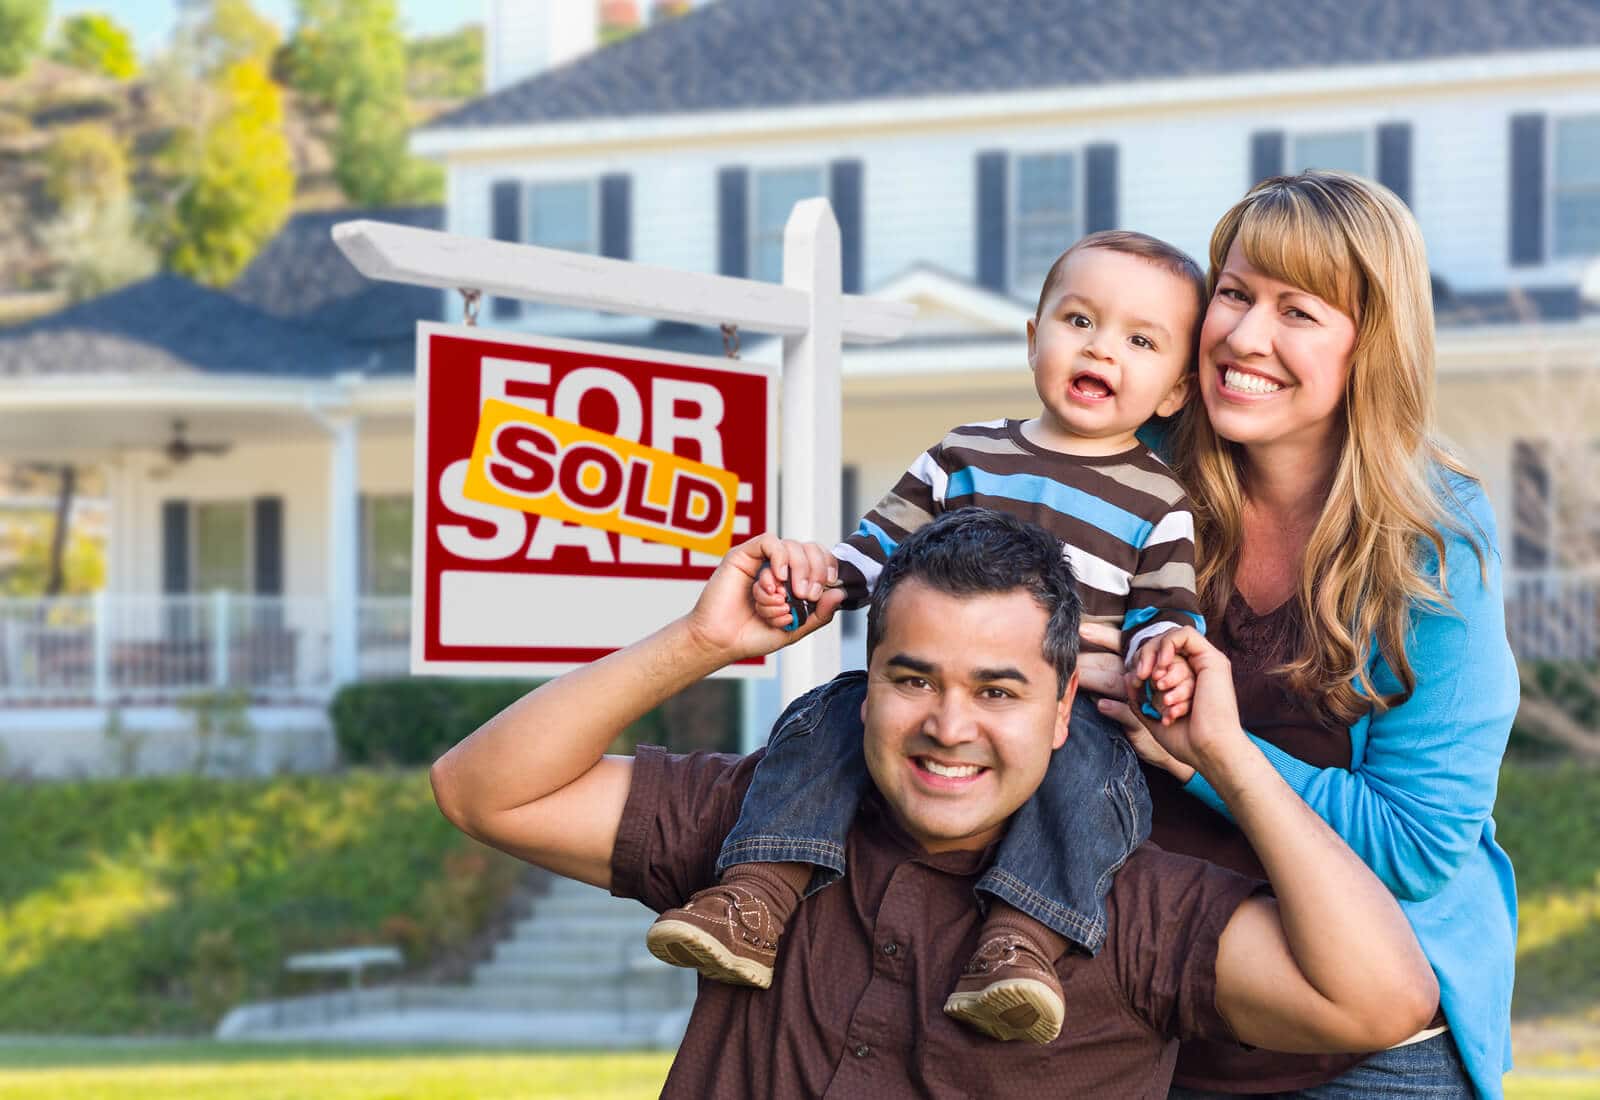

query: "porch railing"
(0, 594), (414, 705)
(1504, 570), (1600, 661)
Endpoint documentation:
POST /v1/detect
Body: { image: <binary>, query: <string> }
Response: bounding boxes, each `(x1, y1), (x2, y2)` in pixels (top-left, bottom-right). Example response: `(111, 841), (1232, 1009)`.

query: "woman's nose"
(1225, 304), (1273, 359)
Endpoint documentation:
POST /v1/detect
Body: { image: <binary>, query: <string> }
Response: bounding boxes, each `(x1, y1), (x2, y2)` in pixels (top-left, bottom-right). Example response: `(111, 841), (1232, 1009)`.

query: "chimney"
(651, 0), (692, 19)
(484, 0), (600, 93)
(601, 0), (641, 32)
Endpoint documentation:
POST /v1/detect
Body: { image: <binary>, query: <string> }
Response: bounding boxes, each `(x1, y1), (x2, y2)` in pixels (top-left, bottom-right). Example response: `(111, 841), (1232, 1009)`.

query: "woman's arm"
(1181, 488), (1518, 901)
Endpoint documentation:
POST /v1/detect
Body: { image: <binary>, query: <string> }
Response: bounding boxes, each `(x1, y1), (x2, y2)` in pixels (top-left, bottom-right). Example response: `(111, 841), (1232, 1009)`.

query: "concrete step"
(461, 982), (689, 1014)
(490, 935), (652, 966)
(510, 912), (652, 940)
(471, 953), (671, 984)
(523, 895), (654, 921)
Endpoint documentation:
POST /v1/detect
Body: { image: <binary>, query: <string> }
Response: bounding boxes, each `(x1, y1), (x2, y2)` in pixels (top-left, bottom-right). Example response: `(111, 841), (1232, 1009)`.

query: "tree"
(54, 12), (139, 79)
(43, 123), (128, 210)
(406, 24), (482, 100)
(41, 196), (158, 300)
(0, 0), (48, 77)
(163, 59), (293, 286)
(193, 0), (280, 74)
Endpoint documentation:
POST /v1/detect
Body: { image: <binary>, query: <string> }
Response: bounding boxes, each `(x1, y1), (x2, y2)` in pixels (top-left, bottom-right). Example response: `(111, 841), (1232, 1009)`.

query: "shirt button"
(881, 942), (899, 957)
(853, 1044), (871, 1058)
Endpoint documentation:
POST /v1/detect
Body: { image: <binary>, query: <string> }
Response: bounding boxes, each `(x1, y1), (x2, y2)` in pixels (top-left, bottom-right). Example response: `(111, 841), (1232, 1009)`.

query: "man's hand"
(687, 535), (846, 661)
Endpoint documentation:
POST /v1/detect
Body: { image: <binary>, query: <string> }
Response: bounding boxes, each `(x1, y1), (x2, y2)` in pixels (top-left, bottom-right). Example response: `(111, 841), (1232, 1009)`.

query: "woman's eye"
(1285, 306), (1314, 321)
(1218, 287), (1248, 303)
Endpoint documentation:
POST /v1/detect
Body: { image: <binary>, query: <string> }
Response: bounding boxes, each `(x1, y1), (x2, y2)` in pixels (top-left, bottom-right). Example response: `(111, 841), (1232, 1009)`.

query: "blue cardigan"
(1182, 475), (1519, 1100)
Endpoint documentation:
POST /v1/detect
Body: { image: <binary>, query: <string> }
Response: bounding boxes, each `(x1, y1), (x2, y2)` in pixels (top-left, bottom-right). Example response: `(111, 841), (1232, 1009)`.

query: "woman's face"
(1198, 242), (1358, 460)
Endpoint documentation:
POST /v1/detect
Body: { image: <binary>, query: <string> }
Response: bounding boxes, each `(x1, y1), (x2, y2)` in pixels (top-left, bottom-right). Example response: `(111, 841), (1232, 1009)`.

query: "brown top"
(613, 745), (1262, 1100)
(1147, 592), (1367, 1091)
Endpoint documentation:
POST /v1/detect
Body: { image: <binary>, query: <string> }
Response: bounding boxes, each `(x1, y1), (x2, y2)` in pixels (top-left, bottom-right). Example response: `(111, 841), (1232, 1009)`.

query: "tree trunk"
(45, 464), (76, 597)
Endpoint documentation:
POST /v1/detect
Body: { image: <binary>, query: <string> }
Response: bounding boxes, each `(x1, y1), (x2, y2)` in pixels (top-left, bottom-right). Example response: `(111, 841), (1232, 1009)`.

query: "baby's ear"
(1155, 370), (1190, 418)
(1025, 316), (1038, 367)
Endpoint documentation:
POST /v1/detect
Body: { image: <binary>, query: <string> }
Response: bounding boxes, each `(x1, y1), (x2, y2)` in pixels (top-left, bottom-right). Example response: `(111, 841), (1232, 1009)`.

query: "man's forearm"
(430, 616), (727, 832)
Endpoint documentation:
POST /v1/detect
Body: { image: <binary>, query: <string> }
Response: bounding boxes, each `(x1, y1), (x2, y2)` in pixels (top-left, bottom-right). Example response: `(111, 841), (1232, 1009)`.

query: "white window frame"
(190, 499), (253, 595)
(1289, 128), (1373, 177)
(1009, 150), (1084, 298)
(517, 178), (599, 317)
(749, 164), (826, 284)
(361, 493), (413, 597)
(1549, 111), (1600, 261)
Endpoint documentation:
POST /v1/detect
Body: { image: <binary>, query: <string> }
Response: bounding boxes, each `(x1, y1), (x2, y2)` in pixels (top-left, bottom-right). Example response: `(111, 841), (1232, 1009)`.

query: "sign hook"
(459, 288), (483, 326)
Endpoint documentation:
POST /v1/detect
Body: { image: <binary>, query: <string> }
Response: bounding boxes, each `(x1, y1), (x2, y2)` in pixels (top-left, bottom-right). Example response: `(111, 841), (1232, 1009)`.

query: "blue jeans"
(715, 670), (1151, 953)
(1167, 1032), (1472, 1099)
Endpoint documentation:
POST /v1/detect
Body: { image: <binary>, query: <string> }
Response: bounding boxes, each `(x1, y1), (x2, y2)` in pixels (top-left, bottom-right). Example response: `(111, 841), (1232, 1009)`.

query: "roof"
(0, 274), (357, 378)
(229, 206), (446, 374)
(427, 0), (1600, 132)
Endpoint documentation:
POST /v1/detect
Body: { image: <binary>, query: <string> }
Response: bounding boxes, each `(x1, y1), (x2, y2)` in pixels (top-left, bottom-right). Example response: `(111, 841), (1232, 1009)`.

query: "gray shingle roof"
(427, 0), (1600, 131)
(0, 274), (358, 378)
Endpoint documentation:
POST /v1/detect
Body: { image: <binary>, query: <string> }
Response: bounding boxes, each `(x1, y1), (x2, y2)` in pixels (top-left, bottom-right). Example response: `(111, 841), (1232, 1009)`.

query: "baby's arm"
(1131, 634), (1196, 724)
(751, 538), (840, 630)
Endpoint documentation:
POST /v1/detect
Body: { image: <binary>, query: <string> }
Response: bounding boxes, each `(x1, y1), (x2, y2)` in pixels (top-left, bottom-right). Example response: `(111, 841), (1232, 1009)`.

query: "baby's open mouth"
(1070, 372), (1115, 399)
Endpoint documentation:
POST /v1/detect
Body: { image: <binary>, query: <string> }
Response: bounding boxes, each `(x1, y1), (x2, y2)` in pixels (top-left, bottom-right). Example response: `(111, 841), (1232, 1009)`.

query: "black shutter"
(976, 151), (1008, 292)
(830, 159), (864, 294)
(717, 166), (749, 277)
(600, 173), (632, 260)
(1376, 123), (1413, 207)
(1509, 113), (1547, 267)
(1084, 143), (1119, 233)
(490, 179), (522, 319)
(253, 496), (283, 595)
(162, 500), (189, 594)
(1512, 440), (1550, 569)
(1250, 130), (1286, 185)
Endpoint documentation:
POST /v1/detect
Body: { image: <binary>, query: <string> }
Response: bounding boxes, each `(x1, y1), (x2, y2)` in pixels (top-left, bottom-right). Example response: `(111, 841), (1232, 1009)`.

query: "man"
(430, 510), (1437, 1097)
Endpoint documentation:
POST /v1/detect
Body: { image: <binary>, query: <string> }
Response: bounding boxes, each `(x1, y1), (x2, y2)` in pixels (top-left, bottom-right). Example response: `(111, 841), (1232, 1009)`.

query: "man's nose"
(922, 695), (981, 745)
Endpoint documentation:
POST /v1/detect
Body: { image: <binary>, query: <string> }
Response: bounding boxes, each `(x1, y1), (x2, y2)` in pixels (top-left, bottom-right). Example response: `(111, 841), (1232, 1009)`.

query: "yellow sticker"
(462, 399), (739, 557)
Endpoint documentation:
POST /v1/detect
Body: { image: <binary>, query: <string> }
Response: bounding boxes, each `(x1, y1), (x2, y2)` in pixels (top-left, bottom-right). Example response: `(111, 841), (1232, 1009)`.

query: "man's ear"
(1052, 670), (1079, 750)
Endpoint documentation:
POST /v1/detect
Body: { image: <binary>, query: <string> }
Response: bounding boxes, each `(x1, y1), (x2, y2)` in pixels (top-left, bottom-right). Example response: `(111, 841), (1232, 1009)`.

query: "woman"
(1090, 170), (1518, 1099)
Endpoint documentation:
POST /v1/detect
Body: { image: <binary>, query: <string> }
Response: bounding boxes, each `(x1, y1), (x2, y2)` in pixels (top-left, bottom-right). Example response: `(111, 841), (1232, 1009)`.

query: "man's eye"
(979, 687), (1013, 700)
(897, 676), (930, 690)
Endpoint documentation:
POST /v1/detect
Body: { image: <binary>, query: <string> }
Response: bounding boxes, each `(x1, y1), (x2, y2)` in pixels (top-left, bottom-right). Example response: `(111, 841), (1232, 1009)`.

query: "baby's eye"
(1065, 312), (1093, 328)
(1130, 334), (1156, 350)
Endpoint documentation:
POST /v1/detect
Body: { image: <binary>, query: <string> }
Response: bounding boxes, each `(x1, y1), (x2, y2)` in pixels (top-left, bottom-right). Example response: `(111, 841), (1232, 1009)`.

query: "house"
(0, 0), (1596, 772)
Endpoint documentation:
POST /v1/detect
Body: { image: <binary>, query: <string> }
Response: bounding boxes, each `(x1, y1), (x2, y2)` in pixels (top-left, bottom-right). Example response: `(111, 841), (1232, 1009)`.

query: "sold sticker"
(462, 399), (739, 557)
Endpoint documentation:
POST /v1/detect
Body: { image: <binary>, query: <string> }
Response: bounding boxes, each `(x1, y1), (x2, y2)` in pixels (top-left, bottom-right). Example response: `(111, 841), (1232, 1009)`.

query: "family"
(429, 170), (1520, 1099)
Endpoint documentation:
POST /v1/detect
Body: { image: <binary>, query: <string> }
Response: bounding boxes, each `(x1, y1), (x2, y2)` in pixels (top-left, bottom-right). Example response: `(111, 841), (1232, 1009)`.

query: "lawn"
(0, 1043), (1592, 1099)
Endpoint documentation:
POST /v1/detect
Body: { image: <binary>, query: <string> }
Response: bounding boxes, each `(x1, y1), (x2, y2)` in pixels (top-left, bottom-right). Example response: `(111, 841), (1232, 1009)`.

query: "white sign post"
(334, 199), (913, 701)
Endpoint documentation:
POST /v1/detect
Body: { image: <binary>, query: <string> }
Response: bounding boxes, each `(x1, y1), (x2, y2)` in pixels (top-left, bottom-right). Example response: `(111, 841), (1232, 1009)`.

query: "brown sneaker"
(942, 931), (1065, 1044)
(645, 884), (782, 989)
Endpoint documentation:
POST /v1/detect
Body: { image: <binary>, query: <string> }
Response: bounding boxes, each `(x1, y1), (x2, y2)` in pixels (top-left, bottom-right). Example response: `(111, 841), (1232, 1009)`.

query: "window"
(752, 166), (825, 283)
(1513, 437), (1600, 570)
(193, 500), (250, 594)
(362, 494), (413, 596)
(1014, 152), (1079, 294)
(1553, 114), (1600, 259)
(1291, 130), (1368, 176)
(527, 181), (595, 253)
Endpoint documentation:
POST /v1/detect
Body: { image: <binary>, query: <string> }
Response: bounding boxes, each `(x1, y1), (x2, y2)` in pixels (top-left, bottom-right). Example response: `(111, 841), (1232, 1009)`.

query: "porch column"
(324, 414), (360, 687)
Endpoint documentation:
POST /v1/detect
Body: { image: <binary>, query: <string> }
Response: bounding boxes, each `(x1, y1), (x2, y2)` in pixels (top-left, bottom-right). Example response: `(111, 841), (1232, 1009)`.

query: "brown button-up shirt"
(612, 745), (1261, 1099)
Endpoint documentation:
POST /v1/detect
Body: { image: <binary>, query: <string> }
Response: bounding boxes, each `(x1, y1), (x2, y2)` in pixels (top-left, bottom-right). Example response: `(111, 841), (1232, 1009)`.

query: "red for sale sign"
(411, 322), (776, 676)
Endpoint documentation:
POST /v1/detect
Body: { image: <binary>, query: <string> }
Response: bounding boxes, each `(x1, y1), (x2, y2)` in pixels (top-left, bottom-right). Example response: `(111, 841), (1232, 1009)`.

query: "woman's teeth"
(921, 759), (981, 778)
(1223, 368), (1284, 395)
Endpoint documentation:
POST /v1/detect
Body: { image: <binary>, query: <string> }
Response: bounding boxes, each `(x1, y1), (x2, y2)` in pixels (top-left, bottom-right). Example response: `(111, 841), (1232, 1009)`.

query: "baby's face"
(1026, 249), (1198, 450)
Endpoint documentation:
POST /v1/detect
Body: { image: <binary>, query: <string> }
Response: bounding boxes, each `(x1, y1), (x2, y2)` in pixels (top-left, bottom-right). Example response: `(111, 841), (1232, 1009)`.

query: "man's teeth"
(1223, 368), (1284, 395)
(921, 759), (981, 778)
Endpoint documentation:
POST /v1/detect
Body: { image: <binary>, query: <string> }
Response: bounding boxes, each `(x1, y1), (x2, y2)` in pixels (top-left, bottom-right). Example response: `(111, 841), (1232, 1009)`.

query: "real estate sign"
(412, 322), (776, 676)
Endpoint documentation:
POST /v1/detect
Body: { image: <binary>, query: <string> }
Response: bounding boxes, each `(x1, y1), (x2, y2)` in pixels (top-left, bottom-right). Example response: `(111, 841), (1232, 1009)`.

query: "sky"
(58, 1), (480, 56)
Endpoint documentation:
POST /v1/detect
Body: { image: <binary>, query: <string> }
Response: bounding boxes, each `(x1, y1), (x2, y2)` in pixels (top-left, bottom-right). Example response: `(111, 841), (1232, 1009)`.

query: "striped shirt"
(834, 419), (1203, 657)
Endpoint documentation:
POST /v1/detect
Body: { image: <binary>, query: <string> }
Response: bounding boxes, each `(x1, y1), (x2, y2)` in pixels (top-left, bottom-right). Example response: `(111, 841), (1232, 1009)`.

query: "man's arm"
(428, 535), (844, 890)
(1140, 629), (1439, 1053)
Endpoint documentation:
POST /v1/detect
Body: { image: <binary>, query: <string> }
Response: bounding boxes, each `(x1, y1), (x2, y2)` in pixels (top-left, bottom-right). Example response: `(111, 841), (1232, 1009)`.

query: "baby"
(648, 230), (1206, 1044)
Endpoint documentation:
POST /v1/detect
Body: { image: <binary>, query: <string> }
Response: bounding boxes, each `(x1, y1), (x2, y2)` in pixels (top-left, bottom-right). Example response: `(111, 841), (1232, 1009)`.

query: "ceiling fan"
(146, 420), (232, 479)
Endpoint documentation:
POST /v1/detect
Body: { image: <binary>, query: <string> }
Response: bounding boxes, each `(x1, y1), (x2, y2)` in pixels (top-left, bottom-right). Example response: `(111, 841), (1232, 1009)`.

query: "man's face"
(861, 580), (1076, 853)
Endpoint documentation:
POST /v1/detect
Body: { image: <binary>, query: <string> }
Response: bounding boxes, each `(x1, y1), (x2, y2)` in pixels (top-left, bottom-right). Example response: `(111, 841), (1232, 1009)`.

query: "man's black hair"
(866, 509), (1083, 698)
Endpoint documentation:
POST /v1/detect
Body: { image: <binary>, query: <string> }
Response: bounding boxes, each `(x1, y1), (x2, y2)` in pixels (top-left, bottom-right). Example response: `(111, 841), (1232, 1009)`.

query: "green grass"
(0, 1043), (1588, 1099)
(0, 771), (519, 1035)
(1496, 761), (1600, 1019)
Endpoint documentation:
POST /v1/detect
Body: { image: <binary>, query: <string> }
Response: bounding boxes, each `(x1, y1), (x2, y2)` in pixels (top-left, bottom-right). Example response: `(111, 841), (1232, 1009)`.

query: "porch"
(0, 594), (411, 705)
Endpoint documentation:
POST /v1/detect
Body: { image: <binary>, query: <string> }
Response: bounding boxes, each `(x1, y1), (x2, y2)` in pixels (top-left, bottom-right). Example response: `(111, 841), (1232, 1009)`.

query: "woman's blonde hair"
(1174, 170), (1479, 726)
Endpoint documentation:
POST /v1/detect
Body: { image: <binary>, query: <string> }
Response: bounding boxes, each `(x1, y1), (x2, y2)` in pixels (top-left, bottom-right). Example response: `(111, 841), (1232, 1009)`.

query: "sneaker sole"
(943, 977), (1064, 1044)
(645, 919), (775, 989)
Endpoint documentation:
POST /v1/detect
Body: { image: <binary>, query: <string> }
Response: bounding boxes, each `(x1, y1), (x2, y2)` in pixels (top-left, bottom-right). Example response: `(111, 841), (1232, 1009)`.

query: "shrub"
(54, 12), (140, 80)
(1511, 660), (1600, 760)
(43, 123), (128, 210)
(0, 0), (48, 77)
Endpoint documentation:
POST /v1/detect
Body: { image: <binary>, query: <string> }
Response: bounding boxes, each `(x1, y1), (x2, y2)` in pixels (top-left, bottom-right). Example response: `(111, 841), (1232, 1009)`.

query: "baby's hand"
(1130, 633), (1197, 725)
(750, 538), (839, 630)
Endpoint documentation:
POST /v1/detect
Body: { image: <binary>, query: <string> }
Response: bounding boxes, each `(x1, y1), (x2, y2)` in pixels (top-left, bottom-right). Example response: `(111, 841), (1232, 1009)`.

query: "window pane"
(194, 501), (249, 593)
(753, 167), (824, 282)
(754, 235), (786, 285)
(364, 496), (413, 596)
(1015, 153), (1077, 292)
(1292, 131), (1367, 175)
(1553, 191), (1600, 258)
(1555, 116), (1600, 187)
(529, 182), (593, 252)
